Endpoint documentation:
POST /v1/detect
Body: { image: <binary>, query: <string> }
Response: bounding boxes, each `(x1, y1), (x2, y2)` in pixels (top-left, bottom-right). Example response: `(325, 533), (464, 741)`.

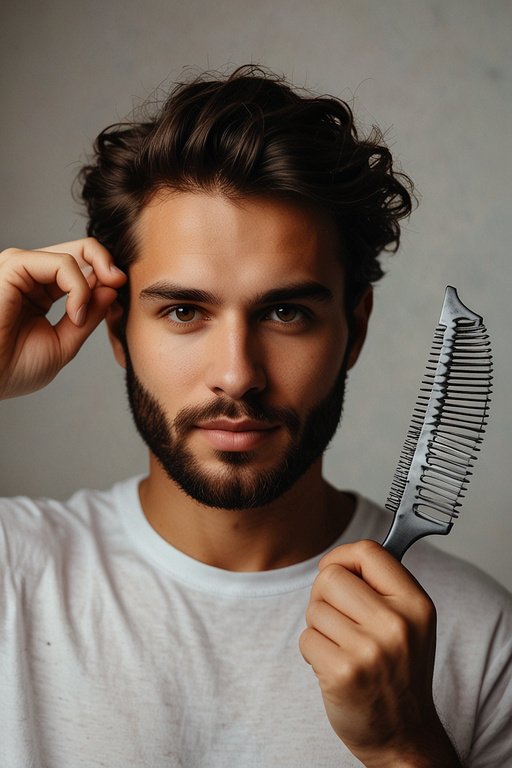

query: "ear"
(346, 285), (373, 370)
(105, 300), (127, 369)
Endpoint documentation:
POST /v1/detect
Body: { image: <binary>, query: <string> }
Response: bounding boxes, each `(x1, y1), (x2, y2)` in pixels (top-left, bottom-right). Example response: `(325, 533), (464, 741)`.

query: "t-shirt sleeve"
(466, 633), (512, 766)
(403, 539), (512, 766)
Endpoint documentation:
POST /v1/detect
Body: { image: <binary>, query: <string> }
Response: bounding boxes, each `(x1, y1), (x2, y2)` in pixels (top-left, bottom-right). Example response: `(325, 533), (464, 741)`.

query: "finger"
(44, 263), (95, 303)
(306, 598), (367, 647)
(299, 627), (353, 696)
(53, 286), (118, 364)
(300, 623), (385, 700)
(300, 624), (338, 670)
(311, 564), (389, 626)
(305, 597), (416, 676)
(319, 540), (423, 598)
(40, 238), (126, 289)
(317, 541), (435, 628)
(1, 250), (94, 326)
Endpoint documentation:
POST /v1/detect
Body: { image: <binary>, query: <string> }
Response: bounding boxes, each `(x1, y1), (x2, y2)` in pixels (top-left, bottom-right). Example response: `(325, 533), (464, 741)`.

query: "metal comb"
(382, 286), (492, 561)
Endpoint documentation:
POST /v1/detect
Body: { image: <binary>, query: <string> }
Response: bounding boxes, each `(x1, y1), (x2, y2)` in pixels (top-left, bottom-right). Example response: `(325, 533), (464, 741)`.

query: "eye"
(166, 305), (198, 323)
(266, 305), (305, 323)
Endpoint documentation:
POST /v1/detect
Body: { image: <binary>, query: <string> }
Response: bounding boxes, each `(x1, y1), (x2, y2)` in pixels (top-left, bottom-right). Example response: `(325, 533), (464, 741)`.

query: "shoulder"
(405, 538), (511, 628)
(0, 476), (141, 572)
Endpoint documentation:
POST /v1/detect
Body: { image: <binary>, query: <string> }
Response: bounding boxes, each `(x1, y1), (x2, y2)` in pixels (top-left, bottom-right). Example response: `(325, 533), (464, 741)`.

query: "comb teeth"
(385, 291), (492, 531)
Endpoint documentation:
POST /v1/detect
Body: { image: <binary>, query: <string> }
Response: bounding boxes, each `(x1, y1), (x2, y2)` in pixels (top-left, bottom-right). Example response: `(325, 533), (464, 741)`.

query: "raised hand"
(0, 238), (126, 399)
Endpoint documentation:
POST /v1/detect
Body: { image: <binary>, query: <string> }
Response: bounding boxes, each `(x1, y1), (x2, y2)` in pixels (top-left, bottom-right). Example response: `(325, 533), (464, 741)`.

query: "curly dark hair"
(78, 65), (413, 307)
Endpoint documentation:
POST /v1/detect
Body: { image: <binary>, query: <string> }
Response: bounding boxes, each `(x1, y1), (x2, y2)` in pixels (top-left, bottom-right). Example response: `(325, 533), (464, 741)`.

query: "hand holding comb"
(382, 286), (492, 561)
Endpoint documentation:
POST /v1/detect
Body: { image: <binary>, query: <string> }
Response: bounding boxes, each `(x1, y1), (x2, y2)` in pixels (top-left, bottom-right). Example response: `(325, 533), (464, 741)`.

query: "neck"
(138, 455), (355, 572)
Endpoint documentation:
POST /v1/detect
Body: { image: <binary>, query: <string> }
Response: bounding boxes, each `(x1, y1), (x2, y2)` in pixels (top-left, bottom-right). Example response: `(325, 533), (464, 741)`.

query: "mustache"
(172, 397), (300, 436)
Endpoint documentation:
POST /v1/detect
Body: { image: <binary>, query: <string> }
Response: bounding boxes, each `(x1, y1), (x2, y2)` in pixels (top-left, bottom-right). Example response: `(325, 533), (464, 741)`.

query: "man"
(0, 66), (510, 767)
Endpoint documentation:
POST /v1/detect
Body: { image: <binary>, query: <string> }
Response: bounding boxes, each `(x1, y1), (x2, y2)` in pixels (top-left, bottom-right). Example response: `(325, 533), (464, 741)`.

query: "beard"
(124, 347), (349, 510)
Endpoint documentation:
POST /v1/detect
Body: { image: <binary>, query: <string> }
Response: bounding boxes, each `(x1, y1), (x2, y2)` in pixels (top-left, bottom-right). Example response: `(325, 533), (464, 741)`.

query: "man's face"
(110, 192), (370, 509)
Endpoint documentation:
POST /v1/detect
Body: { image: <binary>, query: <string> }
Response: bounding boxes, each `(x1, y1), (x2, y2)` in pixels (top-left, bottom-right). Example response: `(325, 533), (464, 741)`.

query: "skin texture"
(107, 191), (372, 571)
(0, 192), (461, 766)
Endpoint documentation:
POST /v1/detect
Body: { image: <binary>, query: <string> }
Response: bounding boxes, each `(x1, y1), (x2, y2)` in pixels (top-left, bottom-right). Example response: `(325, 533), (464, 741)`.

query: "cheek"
(268, 330), (348, 402)
(126, 319), (202, 394)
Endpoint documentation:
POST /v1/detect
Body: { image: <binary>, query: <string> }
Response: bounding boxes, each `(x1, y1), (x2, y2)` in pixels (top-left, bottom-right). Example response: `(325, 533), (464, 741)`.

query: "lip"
(196, 419), (279, 451)
(197, 419), (277, 432)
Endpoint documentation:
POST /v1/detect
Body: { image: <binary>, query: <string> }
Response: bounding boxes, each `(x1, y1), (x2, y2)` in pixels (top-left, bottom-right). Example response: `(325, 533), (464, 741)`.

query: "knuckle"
(385, 613), (410, 650)
(61, 253), (86, 282)
(0, 248), (23, 270)
(359, 637), (382, 668)
(0, 247), (20, 259)
(61, 251), (77, 268)
(320, 563), (342, 589)
(357, 538), (381, 557)
(330, 659), (362, 692)
(83, 236), (102, 254)
(298, 627), (315, 659)
(416, 594), (437, 630)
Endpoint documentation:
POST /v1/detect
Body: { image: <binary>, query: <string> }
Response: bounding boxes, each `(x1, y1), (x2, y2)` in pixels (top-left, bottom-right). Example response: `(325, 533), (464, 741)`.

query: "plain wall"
(1, 0), (511, 591)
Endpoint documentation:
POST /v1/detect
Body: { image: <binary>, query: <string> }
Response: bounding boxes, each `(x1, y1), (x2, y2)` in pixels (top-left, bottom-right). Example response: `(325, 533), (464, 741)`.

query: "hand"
(299, 540), (460, 767)
(0, 238), (126, 399)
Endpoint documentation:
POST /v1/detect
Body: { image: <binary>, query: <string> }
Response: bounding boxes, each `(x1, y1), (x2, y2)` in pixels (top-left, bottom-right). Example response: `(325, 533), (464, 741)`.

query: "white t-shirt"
(0, 476), (511, 767)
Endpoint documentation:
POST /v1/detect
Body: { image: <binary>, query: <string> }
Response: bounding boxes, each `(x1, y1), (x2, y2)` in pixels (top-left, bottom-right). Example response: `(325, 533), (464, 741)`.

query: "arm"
(299, 539), (461, 768)
(0, 238), (125, 399)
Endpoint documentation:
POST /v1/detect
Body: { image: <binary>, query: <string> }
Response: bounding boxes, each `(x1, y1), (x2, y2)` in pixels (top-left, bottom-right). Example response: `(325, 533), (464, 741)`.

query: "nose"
(205, 319), (267, 400)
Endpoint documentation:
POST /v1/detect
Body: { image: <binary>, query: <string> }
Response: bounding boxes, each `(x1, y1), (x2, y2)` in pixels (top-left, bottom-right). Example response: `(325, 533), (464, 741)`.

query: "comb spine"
(383, 287), (469, 559)
(382, 333), (454, 559)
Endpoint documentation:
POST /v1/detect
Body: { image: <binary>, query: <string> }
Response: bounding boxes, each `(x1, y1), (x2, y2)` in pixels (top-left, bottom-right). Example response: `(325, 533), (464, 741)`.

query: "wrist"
(351, 717), (461, 768)
(357, 735), (461, 768)
(360, 752), (461, 768)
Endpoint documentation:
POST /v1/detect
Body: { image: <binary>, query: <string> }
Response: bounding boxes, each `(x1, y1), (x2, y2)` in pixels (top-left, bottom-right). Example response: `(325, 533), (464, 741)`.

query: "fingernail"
(110, 265), (125, 277)
(75, 304), (87, 326)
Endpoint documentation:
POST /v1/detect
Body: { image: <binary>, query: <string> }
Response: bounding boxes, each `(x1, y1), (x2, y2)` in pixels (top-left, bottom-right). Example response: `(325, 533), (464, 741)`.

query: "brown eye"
(273, 305), (299, 323)
(168, 306), (197, 322)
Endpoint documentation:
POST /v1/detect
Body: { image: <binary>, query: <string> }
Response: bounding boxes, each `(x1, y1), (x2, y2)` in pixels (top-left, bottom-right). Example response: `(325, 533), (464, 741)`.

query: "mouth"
(195, 419), (279, 451)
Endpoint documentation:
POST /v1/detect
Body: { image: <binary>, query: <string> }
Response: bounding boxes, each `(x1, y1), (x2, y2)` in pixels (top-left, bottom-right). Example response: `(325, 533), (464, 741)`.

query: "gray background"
(1, 0), (511, 590)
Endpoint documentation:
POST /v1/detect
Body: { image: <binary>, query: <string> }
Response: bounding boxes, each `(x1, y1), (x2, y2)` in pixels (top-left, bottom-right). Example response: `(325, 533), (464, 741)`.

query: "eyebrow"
(139, 280), (334, 306)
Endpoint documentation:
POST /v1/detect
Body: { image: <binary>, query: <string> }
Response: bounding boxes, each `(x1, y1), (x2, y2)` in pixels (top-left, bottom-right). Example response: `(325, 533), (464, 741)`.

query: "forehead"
(132, 191), (345, 296)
